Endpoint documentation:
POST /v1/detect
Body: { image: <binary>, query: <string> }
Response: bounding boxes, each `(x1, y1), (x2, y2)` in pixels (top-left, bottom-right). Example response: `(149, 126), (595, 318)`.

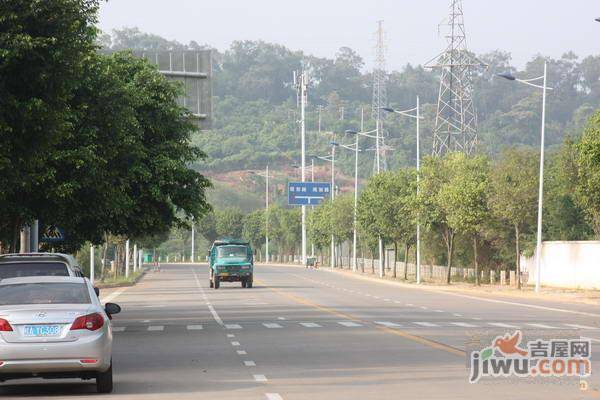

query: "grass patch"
(97, 270), (143, 286)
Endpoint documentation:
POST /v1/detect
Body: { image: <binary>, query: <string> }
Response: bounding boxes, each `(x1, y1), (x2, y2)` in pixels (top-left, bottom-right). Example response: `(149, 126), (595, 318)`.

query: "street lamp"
(312, 142), (336, 268)
(498, 62), (552, 293)
(249, 167), (271, 263)
(332, 135), (362, 272)
(381, 97), (423, 284)
(346, 128), (385, 278)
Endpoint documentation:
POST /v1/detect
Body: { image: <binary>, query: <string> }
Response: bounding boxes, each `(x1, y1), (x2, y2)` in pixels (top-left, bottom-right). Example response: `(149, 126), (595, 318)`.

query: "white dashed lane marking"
(263, 323), (283, 329)
(413, 322), (438, 327)
(231, 341), (240, 346)
(338, 321), (362, 327)
(254, 374), (268, 382)
(488, 322), (519, 328)
(300, 322), (322, 328)
(147, 325), (164, 331)
(527, 323), (558, 329)
(564, 324), (598, 330)
(112, 327), (126, 332)
(237, 350), (247, 355)
(450, 322), (478, 328)
(226, 324), (242, 330)
(265, 394), (283, 400)
(375, 321), (402, 328)
(186, 325), (203, 330)
(244, 361), (256, 367)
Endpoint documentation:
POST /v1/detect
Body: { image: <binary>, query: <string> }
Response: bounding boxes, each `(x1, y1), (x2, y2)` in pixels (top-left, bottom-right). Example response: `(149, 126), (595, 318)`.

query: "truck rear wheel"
(246, 275), (253, 288)
(241, 279), (247, 288)
(214, 276), (220, 289)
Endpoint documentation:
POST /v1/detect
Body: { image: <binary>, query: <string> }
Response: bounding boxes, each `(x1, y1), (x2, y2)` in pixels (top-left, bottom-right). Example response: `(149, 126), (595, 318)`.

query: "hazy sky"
(99, 0), (599, 71)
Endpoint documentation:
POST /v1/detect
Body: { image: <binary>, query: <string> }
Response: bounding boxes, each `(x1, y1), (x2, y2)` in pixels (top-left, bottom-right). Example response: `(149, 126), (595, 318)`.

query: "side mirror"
(105, 302), (121, 316)
(94, 287), (100, 297)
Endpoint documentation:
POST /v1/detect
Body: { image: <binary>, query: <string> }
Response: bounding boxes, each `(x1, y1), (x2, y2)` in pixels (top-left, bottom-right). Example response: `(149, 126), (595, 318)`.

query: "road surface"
(1, 263), (598, 399)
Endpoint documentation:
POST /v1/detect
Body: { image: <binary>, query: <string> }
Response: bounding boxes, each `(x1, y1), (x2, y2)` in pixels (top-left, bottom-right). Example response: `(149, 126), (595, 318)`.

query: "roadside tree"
(489, 148), (538, 289)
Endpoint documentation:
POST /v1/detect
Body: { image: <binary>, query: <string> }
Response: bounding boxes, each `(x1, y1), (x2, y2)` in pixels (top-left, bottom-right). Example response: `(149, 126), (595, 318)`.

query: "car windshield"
(0, 262), (70, 279)
(217, 246), (248, 258)
(0, 282), (90, 305)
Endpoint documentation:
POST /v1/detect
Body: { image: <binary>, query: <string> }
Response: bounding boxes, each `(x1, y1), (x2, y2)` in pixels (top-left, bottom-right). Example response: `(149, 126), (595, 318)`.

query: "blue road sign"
(288, 182), (331, 206)
(40, 226), (66, 243)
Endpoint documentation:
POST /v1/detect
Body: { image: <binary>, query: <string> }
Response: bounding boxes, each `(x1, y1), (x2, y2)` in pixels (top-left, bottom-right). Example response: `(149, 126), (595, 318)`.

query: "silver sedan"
(0, 276), (121, 393)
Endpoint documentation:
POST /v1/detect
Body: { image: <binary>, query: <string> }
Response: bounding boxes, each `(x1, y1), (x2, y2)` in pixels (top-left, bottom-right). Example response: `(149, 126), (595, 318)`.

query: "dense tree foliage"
(576, 111), (600, 236)
(439, 154), (490, 285)
(0, 4), (210, 252)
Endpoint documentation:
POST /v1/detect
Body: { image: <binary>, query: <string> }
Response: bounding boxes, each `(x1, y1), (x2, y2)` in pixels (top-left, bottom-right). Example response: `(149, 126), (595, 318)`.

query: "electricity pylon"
(426, 0), (485, 156)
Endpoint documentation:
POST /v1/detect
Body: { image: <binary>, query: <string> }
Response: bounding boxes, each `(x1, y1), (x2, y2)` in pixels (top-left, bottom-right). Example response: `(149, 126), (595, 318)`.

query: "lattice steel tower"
(427, 0), (484, 156)
(371, 20), (388, 172)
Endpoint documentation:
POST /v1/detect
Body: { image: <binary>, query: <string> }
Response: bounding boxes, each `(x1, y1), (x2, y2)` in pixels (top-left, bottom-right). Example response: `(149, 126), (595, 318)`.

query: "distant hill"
(102, 29), (600, 199)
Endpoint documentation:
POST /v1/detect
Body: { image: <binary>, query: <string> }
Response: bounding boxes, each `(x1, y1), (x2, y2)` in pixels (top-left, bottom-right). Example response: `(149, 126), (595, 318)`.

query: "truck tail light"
(70, 313), (104, 331)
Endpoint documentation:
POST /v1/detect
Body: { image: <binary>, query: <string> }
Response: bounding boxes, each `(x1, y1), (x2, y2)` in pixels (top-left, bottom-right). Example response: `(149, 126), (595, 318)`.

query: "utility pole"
(266, 165), (270, 263)
(416, 97), (421, 284)
(331, 138), (336, 269)
(133, 243), (138, 271)
(125, 239), (130, 278)
(294, 70), (309, 266)
(352, 107), (364, 273)
(30, 221), (38, 253)
(311, 159), (315, 257)
(191, 221), (195, 263)
(318, 105), (322, 133)
(90, 244), (95, 285)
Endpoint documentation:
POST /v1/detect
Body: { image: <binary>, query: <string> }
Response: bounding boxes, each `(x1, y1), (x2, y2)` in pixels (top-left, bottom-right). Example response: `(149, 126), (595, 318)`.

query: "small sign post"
(39, 226), (66, 243)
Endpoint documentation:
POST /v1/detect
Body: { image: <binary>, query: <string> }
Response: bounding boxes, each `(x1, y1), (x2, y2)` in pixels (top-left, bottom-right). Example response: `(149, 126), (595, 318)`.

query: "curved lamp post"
(498, 63), (552, 293)
(381, 97), (423, 284)
(346, 128), (385, 278)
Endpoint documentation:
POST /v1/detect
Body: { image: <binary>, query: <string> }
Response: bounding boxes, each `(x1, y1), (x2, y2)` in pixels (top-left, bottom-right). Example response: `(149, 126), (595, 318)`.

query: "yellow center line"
(256, 278), (465, 358)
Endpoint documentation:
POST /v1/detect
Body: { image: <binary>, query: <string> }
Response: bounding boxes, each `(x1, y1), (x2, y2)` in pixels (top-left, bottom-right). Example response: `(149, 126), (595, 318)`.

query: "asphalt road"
(1, 263), (599, 399)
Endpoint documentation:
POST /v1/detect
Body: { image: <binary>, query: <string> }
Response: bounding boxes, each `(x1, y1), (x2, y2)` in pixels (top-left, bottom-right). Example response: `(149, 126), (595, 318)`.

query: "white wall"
(522, 241), (600, 289)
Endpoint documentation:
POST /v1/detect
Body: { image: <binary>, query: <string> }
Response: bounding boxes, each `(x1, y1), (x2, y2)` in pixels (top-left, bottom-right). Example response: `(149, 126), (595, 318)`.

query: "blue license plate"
(23, 325), (60, 337)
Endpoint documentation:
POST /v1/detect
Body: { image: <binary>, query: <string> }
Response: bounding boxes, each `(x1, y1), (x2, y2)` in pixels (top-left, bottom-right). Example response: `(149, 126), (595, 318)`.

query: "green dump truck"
(208, 239), (254, 289)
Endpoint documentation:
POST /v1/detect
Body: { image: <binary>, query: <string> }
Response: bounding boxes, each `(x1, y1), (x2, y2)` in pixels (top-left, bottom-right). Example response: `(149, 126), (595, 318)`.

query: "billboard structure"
(135, 50), (212, 129)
